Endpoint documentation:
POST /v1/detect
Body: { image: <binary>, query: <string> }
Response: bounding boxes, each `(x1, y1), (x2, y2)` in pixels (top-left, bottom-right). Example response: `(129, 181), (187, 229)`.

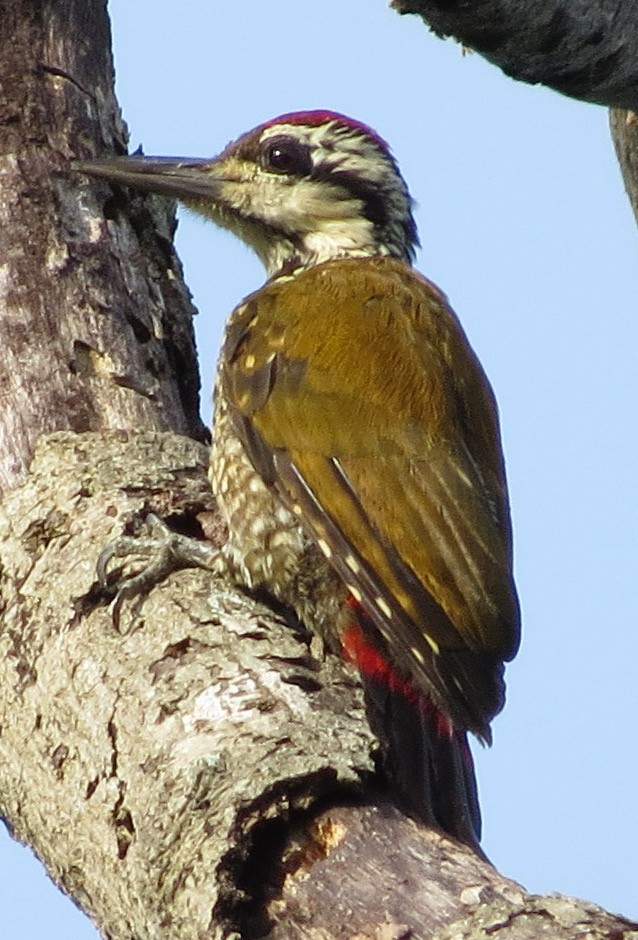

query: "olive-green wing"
(222, 257), (520, 734)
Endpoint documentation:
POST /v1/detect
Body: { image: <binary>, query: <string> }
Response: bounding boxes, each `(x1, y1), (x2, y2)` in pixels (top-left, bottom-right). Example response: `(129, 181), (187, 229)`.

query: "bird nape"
(75, 110), (521, 852)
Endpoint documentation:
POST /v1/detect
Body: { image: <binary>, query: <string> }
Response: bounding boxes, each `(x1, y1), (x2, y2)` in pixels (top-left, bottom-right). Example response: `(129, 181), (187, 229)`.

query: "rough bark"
(392, 0), (638, 111)
(1, 431), (636, 940)
(0, 0), (206, 495)
(0, 431), (373, 938)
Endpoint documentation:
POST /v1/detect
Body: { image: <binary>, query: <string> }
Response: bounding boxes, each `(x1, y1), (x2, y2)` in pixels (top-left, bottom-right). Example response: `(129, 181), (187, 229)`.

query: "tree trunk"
(0, 0), (206, 495)
(1, 1), (637, 938)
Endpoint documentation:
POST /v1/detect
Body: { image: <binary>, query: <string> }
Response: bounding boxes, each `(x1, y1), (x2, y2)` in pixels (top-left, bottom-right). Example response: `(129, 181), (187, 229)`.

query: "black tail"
(362, 671), (482, 850)
(342, 623), (482, 851)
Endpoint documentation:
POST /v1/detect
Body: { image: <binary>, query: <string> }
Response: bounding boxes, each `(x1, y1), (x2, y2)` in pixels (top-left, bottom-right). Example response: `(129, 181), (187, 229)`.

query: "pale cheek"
(252, 179), (347, 229)
(302, 216), (376, 253)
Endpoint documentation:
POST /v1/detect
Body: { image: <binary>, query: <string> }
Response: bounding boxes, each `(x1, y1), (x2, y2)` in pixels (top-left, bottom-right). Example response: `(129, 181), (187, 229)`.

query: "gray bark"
(1, 431), (636, 939)
(0, 430), (372, 938)
(0, 0), (206, 495)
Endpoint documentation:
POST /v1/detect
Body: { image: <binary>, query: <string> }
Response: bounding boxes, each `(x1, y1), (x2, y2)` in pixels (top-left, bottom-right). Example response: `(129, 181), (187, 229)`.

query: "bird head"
(75, 110), (419, 277)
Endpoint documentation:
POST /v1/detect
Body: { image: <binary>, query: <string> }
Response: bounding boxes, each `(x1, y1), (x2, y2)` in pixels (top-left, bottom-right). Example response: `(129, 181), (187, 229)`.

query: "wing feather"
(222, 257), (520, 732)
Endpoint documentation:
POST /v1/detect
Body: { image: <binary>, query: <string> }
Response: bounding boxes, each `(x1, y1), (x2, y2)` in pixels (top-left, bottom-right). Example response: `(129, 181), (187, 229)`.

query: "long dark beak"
(72, 155), (226, 202)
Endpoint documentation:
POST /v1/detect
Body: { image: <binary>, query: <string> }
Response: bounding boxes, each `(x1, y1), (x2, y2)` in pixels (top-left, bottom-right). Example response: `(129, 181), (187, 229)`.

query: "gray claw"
(97, 512), (221, 630)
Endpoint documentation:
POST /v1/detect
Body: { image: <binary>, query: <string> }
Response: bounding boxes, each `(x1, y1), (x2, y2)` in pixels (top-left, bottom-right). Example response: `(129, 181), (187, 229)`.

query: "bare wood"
(391, 0), (638, 111)
(0, 0), (206, 495)
(272, 803), (638, 940)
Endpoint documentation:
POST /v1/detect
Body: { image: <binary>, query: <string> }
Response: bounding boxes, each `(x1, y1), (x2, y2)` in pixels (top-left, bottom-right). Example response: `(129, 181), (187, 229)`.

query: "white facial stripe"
(260, 119), (375, 153)
(259, 121), (394, 185)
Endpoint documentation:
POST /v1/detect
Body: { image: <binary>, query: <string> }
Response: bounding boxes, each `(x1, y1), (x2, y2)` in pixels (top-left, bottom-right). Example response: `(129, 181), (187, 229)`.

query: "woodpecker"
(76, 111), (520, 850)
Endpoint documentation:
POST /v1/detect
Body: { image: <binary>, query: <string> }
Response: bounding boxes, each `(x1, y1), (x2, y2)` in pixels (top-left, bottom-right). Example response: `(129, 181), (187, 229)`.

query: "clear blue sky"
(4, 2), (638, 936)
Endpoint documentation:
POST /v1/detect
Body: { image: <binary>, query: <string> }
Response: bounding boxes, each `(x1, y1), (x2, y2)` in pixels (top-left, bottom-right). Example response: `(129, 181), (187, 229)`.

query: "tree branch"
(0, 430), (370, 937)
(389, 3), (638, 230)
(1, 431), (635, 939)
(392, 0), (638, 111)
(610, 108), (638, 224)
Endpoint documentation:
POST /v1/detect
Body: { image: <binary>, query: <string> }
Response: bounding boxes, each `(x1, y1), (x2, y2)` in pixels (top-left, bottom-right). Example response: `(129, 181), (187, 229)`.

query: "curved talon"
(96, 544), (114, 587)
(96, 536), (144, 587)
(96, 512), (223, 630)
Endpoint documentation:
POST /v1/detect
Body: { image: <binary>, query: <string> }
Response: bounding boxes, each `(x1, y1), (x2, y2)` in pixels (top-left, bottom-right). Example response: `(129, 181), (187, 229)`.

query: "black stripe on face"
(310, 165), (390, 228)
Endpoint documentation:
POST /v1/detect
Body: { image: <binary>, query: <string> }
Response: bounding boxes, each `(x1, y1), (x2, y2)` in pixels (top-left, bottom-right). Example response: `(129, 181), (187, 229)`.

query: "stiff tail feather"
(342, 621), (482, 851)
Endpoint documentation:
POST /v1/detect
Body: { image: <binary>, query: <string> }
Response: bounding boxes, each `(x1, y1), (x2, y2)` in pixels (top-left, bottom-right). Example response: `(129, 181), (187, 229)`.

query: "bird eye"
(262, 137), (312, 176)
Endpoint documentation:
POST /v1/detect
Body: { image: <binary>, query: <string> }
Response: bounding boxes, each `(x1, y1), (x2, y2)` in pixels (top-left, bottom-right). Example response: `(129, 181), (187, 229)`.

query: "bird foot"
(98, 512), (224, 630)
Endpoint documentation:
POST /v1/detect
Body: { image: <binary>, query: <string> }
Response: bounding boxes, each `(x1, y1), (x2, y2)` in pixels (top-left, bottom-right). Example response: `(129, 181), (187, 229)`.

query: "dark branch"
(392, 0), (638, 111)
